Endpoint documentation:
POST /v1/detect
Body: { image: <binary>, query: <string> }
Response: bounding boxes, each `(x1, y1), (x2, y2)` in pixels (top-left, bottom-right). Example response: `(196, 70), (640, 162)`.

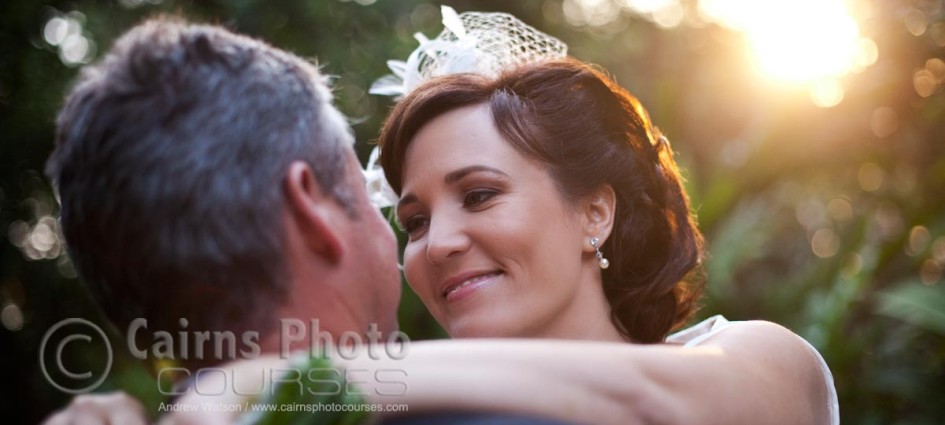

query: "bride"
(365, 6), (838, 424)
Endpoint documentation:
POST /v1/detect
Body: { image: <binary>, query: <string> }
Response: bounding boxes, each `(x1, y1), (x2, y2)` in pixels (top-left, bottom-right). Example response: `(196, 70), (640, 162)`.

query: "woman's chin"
(445, 316), (520, 339)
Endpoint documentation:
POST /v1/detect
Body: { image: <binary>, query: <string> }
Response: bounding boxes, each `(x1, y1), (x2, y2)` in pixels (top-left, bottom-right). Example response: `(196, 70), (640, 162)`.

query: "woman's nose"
(425, 214), (471, 264)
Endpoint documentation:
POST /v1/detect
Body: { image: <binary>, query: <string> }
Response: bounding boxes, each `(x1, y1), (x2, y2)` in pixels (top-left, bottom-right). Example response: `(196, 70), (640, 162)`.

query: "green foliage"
(878, 281), (945, 336)
(238, 355), (368, 425)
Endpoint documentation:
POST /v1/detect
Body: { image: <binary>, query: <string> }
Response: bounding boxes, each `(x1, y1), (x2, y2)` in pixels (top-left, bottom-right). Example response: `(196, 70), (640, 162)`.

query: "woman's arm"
(164, 321), (832, 425)
(348, 321), (830, 425)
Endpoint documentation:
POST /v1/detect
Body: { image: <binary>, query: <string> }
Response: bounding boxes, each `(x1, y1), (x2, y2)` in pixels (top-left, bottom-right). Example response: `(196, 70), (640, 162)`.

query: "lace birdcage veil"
(370, 6), (567, 98)
(364, 6), (568, 208)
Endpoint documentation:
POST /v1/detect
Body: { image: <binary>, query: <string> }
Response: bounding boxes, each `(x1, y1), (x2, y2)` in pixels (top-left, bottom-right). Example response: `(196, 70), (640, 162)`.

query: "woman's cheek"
(403, 245), (434, 302)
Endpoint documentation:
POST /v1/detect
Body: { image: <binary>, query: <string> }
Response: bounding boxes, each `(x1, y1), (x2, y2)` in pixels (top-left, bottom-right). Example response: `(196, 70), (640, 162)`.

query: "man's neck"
(257, 314), (368, 358)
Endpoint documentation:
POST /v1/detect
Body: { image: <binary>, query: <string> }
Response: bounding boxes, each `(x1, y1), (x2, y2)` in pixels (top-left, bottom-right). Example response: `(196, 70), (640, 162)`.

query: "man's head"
(46, 18), (400, 362)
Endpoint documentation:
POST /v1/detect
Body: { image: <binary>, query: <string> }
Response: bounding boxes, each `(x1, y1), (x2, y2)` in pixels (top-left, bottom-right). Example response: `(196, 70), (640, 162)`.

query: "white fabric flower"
(365, 5), (567, 210)
(363, 146), (398, 209)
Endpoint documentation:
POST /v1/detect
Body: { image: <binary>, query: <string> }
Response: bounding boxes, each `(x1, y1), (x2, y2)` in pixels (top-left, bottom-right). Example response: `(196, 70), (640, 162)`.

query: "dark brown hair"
(378, 58), (705, 342)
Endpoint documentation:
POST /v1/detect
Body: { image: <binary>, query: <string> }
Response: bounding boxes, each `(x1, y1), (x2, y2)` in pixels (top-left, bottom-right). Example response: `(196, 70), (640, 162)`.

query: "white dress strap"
(665, 314), (731, 347)
(665, 315), (840, 424)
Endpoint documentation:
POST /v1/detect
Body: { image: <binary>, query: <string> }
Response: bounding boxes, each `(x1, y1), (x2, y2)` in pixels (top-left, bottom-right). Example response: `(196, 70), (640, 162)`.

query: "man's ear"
(284, 161), (344, 263)
(581, 184), (616, 252)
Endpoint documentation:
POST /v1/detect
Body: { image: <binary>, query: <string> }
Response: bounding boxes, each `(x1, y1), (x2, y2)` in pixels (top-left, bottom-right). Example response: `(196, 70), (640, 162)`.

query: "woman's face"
(396, 103), (599, 338)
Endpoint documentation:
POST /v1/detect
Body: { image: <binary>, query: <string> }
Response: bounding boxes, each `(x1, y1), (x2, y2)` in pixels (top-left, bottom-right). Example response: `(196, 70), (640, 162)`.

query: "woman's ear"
(581, 184), (616, 251)
(283, 161), (344, 263)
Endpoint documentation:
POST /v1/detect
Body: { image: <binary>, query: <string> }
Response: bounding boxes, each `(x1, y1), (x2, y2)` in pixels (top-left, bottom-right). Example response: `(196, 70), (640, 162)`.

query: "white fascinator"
(364, 5), (568, 209)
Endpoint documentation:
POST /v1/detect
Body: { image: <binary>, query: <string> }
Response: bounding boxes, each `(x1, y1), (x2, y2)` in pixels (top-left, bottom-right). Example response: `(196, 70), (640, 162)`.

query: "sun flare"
(700, 0), (877, 86)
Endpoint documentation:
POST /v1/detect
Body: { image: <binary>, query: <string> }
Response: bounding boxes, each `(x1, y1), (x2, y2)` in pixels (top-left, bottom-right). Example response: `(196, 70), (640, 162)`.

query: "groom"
(46, 17), (403, 367)
(44, 17), (571, 425)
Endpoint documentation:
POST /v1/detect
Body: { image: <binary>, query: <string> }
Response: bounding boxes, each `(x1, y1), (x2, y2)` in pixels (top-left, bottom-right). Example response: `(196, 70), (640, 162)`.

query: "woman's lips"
(442, 271), (502, 302)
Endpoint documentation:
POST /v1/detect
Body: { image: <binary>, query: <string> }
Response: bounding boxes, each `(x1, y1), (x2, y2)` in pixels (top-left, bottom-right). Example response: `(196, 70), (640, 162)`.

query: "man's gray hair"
(46, 17), (355, 354)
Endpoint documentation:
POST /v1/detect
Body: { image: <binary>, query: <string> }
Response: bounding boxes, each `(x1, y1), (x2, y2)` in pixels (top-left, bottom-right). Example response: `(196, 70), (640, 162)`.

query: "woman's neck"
(524, 267), (631, 343)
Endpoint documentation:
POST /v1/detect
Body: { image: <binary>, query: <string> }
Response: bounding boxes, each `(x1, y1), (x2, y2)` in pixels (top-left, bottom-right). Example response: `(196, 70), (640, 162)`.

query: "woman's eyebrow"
(398, 165), (509, 211)
(444, 165), (509, 185)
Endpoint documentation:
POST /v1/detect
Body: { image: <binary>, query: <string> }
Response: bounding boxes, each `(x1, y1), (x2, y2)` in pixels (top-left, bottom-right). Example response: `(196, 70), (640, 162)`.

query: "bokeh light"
(619, 0), (685, 28)
(920, 259), (942, 285)
(925, 238), (945, 284)
(858, 163), (884, 192)
(8, 207), (66, 262)
(827, 197), (854, 222)
(933, 237), (945, 263)
(1, 303), (24, 332)
(42, 11), (95, 66)
(563, 0), (623, 28)
(42, 17), (71, 46)
(907, 225), (931, 256)
(811, 227), (841, 258)
(796, 198), (828, 230)
(870, 107), (899, 138)
(904, 7), (928, 36)
(913, 58), (945, 97)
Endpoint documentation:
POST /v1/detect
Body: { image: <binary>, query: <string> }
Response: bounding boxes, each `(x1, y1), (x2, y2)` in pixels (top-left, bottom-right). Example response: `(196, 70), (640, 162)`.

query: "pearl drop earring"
(590, 237), (609, 269)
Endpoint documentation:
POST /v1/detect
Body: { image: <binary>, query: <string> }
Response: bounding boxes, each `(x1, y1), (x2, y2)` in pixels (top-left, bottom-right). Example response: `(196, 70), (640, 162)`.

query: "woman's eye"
(463, 190), (497, 208)
(401, 215), (429, 236)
